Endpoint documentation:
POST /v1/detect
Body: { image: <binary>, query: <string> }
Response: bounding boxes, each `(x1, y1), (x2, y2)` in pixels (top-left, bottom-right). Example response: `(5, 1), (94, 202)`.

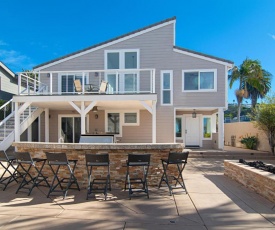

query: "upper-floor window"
(105, 49), (139, 93)
(59, 73), (88, 93)
(182, 69), (217, 92)
(161, 70), (173, 105)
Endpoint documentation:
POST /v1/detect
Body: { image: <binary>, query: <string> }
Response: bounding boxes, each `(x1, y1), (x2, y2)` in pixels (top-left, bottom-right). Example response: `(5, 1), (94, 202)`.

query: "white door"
(185, 116), (200, 146)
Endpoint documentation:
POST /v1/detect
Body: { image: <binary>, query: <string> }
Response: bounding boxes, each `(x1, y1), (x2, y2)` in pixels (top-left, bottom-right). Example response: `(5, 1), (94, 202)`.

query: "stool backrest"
(46, 152), (68, 165)
(0, 150), (8, 161)
(128, 153), (151, 166)
(168, 152), (189, 164)
(15, 152), (33, 163)
(85, 153), (109, 164)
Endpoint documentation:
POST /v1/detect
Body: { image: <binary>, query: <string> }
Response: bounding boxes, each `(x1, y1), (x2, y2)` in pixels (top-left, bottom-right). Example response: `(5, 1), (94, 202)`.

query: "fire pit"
(224, 160), (275, 203)
(239, 159), (275, 174)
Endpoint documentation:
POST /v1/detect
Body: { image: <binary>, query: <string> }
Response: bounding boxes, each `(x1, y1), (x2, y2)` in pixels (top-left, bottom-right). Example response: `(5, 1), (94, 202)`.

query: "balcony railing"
(18, 69), (156, 96)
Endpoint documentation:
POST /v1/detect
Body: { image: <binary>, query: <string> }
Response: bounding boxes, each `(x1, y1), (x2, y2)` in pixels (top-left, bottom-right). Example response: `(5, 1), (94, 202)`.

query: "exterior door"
(185, 116), (200, 146)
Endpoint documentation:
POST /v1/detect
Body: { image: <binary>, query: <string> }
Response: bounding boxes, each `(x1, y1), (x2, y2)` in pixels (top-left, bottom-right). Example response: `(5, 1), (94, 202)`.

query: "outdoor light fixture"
(192, 109), (197, 118)
(92, 106), (98, 113)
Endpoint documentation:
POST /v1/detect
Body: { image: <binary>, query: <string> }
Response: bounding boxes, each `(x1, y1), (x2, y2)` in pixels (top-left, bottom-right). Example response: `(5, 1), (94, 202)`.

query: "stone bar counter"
(13, 142), (184, 189)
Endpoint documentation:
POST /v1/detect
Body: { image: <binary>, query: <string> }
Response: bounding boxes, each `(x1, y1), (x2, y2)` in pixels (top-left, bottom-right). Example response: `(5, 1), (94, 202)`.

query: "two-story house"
(0, 17), (233, 151)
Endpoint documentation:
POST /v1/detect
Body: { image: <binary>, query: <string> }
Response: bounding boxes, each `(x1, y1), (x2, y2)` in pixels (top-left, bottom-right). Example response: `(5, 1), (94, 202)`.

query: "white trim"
(225, 66), (229, 109)
(34, 20), (175, 71)
(173, 48), (234, 67)
(0, 62), (15, 77)
(202, 115), (212, 140)
(105, 110), (123, 137)
(175, 115), (183, 140)
(182, 69), (217, 92)
(104, 49), (140, 93)
(58, 114), (89, 143)
(58, 72), (88, 94)
(160, 70), (173, 105)
(123, 111), (140, 126)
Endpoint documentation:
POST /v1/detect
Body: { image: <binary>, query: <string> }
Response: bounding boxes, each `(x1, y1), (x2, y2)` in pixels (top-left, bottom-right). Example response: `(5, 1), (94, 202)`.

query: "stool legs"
(159, 161), (187, 195)
(0, 160), (20, 191)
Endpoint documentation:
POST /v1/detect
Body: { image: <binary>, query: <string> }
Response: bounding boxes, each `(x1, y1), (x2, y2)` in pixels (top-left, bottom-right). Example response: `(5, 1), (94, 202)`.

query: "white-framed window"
(104, 49), (140, 93)
(105, 110), (140, 136)
(175, 116), (182, 138)
(161, 70), (173, 105)
(58, 73), (88, 93)
(58, 114), (89, 143)
(123, 111), (139, 126)
(202, 116), (212, 139)
(182, 69), (217, 92)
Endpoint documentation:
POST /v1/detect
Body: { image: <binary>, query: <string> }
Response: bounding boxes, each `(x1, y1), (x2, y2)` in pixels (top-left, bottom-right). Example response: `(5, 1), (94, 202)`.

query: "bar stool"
(0, 150), (21, 190)
(85, 153), (111, 200)
(124, 153), (151, 199)
(46, 152), (80, 199)
(158, 151), (189, 195)
(15, 152), (50, 195)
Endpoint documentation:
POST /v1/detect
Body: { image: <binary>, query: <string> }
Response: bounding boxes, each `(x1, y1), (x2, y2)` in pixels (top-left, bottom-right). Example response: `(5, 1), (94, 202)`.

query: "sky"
(1, 0), (275, 104)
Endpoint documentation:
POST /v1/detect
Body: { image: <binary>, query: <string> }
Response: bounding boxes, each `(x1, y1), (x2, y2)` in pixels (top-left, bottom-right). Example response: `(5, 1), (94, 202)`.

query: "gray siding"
(36, 22), (229, 143)
(0, 68), (17, 100)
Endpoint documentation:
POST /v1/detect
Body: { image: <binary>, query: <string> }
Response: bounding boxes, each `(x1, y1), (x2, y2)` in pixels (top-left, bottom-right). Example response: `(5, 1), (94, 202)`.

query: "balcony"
(18, 69), (156, 96)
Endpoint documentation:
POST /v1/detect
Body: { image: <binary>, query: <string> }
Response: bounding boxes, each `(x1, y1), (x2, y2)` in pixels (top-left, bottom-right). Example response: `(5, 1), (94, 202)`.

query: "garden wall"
(224, 122), (270, 152)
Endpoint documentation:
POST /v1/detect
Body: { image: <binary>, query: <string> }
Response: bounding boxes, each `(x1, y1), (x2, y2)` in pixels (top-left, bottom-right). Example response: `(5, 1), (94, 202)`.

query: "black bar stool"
(46, 152), (80, 199)
(124, 153), (151, 199)
(0, 150), (21, 190)
(15, 152), (50, 195)
(85, 153), (111, 200)
(158, 151), (189, 195)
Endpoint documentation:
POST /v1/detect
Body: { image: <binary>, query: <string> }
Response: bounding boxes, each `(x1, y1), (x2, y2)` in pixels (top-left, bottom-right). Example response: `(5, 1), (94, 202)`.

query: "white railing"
(18, 73), (48, 95)
(18, 69), (155, 95)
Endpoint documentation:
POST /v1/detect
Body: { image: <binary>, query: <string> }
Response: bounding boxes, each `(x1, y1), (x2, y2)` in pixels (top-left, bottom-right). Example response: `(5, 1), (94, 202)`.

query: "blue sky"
(1, 0), (275, 103)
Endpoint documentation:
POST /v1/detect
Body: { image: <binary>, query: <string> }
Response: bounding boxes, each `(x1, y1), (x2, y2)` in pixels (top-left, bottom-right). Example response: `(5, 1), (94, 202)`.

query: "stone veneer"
(224, 160), (275, 203)
(13, 142), (184, 189)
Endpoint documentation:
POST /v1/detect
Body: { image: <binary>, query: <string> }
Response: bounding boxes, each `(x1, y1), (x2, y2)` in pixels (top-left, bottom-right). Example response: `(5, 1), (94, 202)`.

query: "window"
(161, 70), (173, 105)
(203, 117), (212, 139)
(105, 49), (139, 93)
(175, 117), (182, 138)
(59, 73), (88, 93)
(59, 115), (89, 143)
(124, 112), (139, 125)
(107, 113), (120, 134)
(182, 69), (217, 92)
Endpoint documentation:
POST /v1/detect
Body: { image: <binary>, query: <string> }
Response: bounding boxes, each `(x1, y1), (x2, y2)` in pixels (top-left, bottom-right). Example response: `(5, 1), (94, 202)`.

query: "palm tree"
(228, 58), (272, 121)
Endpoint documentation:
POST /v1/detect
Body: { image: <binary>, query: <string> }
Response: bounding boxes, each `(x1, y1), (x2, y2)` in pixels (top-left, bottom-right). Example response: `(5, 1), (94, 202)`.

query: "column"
(45, 108), (49, 142)
(152, 100), (157, 143)
(81, 101), (86, 134)
(218, 107), (224, 150)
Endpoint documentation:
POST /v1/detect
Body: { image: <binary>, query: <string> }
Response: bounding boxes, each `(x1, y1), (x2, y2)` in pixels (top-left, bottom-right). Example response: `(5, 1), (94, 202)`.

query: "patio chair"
(85, 153), (111, 200)
(15, 152), (50, 195)
(46, 152), (80, 199)
(99, 80), (108, 94)
(124, 153), (151, 199)
(158, 151), (189, 195)
(74, 79), (82, 92)
(0, 150), (22, 190)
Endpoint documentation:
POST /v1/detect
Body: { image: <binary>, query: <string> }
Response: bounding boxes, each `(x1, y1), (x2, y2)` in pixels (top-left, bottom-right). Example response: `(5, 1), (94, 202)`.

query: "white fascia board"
(34, 20), (176, 71)
(173, 48), (234, 68)
(12, 94), (158, 103)
(0, 62), (15, 77)
(174, 106), (226, 111)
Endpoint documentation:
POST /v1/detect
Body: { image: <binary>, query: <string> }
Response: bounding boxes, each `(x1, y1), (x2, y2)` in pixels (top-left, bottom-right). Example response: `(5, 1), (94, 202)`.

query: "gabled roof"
(173, 46), (234, 67)
(33, 17), (176, 70)
(0, 61), (15, 78)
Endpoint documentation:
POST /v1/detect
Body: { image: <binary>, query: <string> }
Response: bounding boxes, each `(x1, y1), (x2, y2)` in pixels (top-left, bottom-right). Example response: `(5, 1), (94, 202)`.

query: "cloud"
(0, 48), (34, 72)
(268, 33), (275, 40)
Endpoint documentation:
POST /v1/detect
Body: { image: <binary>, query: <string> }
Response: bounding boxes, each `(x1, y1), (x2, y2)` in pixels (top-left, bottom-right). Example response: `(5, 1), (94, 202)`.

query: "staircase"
(0, 100), (43, 151)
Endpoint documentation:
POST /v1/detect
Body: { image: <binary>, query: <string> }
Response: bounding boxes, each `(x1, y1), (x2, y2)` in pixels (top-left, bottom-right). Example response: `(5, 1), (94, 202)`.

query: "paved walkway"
(0, 148), (275, 229)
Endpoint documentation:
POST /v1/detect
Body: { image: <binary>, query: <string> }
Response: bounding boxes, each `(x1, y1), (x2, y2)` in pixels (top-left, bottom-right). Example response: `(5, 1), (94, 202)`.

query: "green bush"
(240, 135), (258, 150)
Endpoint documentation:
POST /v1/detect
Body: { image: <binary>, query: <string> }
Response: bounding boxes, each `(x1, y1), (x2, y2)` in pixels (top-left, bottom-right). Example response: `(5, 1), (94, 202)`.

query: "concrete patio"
(0, 147), (275, 229)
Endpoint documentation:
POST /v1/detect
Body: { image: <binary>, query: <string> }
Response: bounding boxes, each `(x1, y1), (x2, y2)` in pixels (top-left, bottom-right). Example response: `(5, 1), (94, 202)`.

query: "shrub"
(240, 134), (258, 150)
